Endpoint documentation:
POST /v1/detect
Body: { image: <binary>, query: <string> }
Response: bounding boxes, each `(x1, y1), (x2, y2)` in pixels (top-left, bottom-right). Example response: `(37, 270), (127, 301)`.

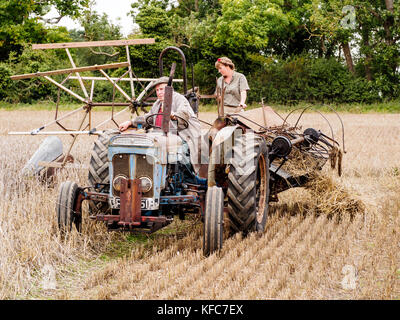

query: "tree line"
(0, 0), (399, 105)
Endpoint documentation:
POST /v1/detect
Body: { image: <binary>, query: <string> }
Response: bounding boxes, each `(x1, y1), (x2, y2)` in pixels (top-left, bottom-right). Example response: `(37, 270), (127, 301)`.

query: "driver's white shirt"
(144, 91), (207, 173)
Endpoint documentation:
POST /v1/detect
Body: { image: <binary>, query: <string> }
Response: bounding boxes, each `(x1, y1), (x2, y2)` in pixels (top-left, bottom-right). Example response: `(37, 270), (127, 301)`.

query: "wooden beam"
(10, 62), (130, 80)
(126, 45), (135, 99)
(99, 69), (132, 101)
(66, 48), (89, 99)
(68, 76), (183, 82)
(32, 39), (155, 50)
(44, 76), (87, 103)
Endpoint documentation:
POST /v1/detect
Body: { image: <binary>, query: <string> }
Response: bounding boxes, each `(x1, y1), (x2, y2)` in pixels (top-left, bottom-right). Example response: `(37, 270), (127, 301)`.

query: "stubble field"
(0, 108), (399, 299)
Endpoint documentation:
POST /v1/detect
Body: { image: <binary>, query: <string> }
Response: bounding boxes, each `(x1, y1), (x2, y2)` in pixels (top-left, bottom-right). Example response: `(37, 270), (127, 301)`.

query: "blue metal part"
(195, 175), (207, 186)
(107, 143), (165, 210)
(106, 133), (207, 217)
(159, 195), (199, 205)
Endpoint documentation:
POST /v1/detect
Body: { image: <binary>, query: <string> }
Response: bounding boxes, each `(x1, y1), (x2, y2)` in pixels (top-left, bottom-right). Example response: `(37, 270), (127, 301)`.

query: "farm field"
(0, 108), (399, 299)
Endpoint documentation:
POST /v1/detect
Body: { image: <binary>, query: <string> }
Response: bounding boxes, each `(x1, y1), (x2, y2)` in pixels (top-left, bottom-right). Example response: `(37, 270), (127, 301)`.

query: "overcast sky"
(44, 0), (136, 37)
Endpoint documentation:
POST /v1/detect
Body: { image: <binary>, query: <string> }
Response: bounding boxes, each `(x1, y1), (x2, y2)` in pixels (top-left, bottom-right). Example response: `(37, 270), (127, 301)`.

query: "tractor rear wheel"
(88, 129), (119, 215)
(203, 186), (224, 256)
(226, 133), (269, 235)
(56, 181), (82, 232)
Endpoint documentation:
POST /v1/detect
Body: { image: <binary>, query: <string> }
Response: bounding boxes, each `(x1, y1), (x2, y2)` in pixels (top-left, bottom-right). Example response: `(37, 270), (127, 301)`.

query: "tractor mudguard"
(211, 125), (240, 150)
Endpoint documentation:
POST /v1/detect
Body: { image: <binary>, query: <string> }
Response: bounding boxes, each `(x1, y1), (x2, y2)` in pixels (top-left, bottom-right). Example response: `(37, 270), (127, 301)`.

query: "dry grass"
(0, 108), (399, 299)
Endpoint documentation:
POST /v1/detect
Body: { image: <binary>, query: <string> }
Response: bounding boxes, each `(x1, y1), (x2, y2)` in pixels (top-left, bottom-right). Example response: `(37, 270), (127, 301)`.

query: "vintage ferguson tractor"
(55, 47), (344, 256)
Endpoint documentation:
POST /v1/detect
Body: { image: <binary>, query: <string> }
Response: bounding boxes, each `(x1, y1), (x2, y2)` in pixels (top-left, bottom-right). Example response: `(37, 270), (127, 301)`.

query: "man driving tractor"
(119, 76), (207, 175)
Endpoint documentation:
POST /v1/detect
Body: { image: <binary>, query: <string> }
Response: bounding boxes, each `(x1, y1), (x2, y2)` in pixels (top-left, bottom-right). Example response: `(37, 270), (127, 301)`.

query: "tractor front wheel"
(56, 181), (82, 233)
(203, 186), (224, 256)
(88, 129), (119, 215)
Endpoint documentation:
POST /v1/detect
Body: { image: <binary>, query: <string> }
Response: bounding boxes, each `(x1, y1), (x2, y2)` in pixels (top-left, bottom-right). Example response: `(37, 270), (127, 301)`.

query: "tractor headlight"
(113, 174), (128, 192)
(139, 176), (152, 193)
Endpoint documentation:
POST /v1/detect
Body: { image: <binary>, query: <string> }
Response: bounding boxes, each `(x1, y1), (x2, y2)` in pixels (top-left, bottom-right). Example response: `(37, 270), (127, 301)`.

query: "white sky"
(44, 0), (136, 37)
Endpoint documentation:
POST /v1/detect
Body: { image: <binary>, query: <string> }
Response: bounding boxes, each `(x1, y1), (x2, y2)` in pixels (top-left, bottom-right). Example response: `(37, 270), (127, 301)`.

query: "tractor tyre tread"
(57, 181), (81, 232)
(226, 133), (269, 235)
(88, 129), (119, 214)
(203, 186), (224, 256)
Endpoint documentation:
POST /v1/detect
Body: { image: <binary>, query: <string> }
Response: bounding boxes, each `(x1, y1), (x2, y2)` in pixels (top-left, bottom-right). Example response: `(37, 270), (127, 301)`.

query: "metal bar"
(55, 73), (73, 119)
(44, 76), (86, 103)
(261, 98), (267, 127)
(110, 68), (131, 120)
(90, 80), (95, 101)
(69, 76), (183, 82)
(32, 38), (155, 50)
(99, 69), (132, 101)
(62, 110), (89, 166)
(91, 102), (131, 107)
(119, 179), (142, 226)
(126, 46), (135, 99)
(37, 161), (88, 169)
(94, 107), (129, 130)
(29, 105), (86, 135)
(162, 63), (176, 135)
(92, 215), (168, 224)
(11, 62), (130, 80)
(65, 48), (89, 99)
(198, 119), (212, 127)
(136, 81), (155, 102)
(89, 80), (95, 130)
(158, 46), (187, 94)
(290, 136), (306, 145)
(8, 131), (101, 135)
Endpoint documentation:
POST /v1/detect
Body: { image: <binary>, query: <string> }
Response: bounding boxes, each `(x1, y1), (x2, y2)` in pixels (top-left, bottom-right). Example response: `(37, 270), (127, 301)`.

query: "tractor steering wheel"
(145, 113), (189, 130)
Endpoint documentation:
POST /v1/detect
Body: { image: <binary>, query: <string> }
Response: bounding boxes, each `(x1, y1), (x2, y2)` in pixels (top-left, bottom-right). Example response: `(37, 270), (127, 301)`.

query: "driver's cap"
(151, 76), (169, 88)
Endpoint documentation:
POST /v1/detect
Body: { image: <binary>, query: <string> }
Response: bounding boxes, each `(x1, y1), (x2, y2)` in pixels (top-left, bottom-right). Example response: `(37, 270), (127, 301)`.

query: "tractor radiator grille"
(112, 154), (154, 197)
(112, 154), (130, 196)
(135, 154), (154, 198)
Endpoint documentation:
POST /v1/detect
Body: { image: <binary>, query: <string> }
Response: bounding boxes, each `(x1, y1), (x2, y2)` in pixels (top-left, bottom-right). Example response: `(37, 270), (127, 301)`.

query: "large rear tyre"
(203, 186), (224, 256)
(226, 133), (270, 235)
(88, 129), (119, 215)
(56, 181), (82, 232)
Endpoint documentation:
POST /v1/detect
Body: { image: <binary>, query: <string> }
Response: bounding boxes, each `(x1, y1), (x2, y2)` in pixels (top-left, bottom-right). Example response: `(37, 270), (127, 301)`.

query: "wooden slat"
(69, 76), (183, 82)
(32, 39), (155, 50)
(10, 62), (129, 80)
(99, 69), (132, 101)
(66, 48), (89, 99)
(44, 76), (87, 103)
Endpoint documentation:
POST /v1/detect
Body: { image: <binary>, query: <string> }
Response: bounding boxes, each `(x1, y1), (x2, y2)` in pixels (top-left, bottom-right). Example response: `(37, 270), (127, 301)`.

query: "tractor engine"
(107, 131), (205, 230)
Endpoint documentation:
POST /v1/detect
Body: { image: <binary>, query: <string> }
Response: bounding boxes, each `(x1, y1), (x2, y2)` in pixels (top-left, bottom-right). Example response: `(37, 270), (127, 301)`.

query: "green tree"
(0, 0), (88, 60)
(308, 0), (399, 97)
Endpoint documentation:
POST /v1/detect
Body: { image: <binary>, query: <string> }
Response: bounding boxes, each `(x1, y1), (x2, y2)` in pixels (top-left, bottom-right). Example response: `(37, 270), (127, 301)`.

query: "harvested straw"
(304, 173), (365, 219)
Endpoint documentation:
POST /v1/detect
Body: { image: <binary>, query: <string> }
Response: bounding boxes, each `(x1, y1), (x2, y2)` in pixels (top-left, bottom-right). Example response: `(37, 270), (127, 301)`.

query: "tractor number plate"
(110, 197), (158, 210)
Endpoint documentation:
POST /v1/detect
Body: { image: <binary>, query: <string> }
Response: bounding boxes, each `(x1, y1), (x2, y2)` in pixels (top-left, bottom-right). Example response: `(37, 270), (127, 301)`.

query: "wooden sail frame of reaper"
(8, 39), (184, 169)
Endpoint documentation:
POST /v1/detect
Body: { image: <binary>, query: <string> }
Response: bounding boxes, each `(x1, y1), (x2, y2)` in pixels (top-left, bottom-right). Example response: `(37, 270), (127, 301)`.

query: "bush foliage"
(1, 0), (399, 106)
